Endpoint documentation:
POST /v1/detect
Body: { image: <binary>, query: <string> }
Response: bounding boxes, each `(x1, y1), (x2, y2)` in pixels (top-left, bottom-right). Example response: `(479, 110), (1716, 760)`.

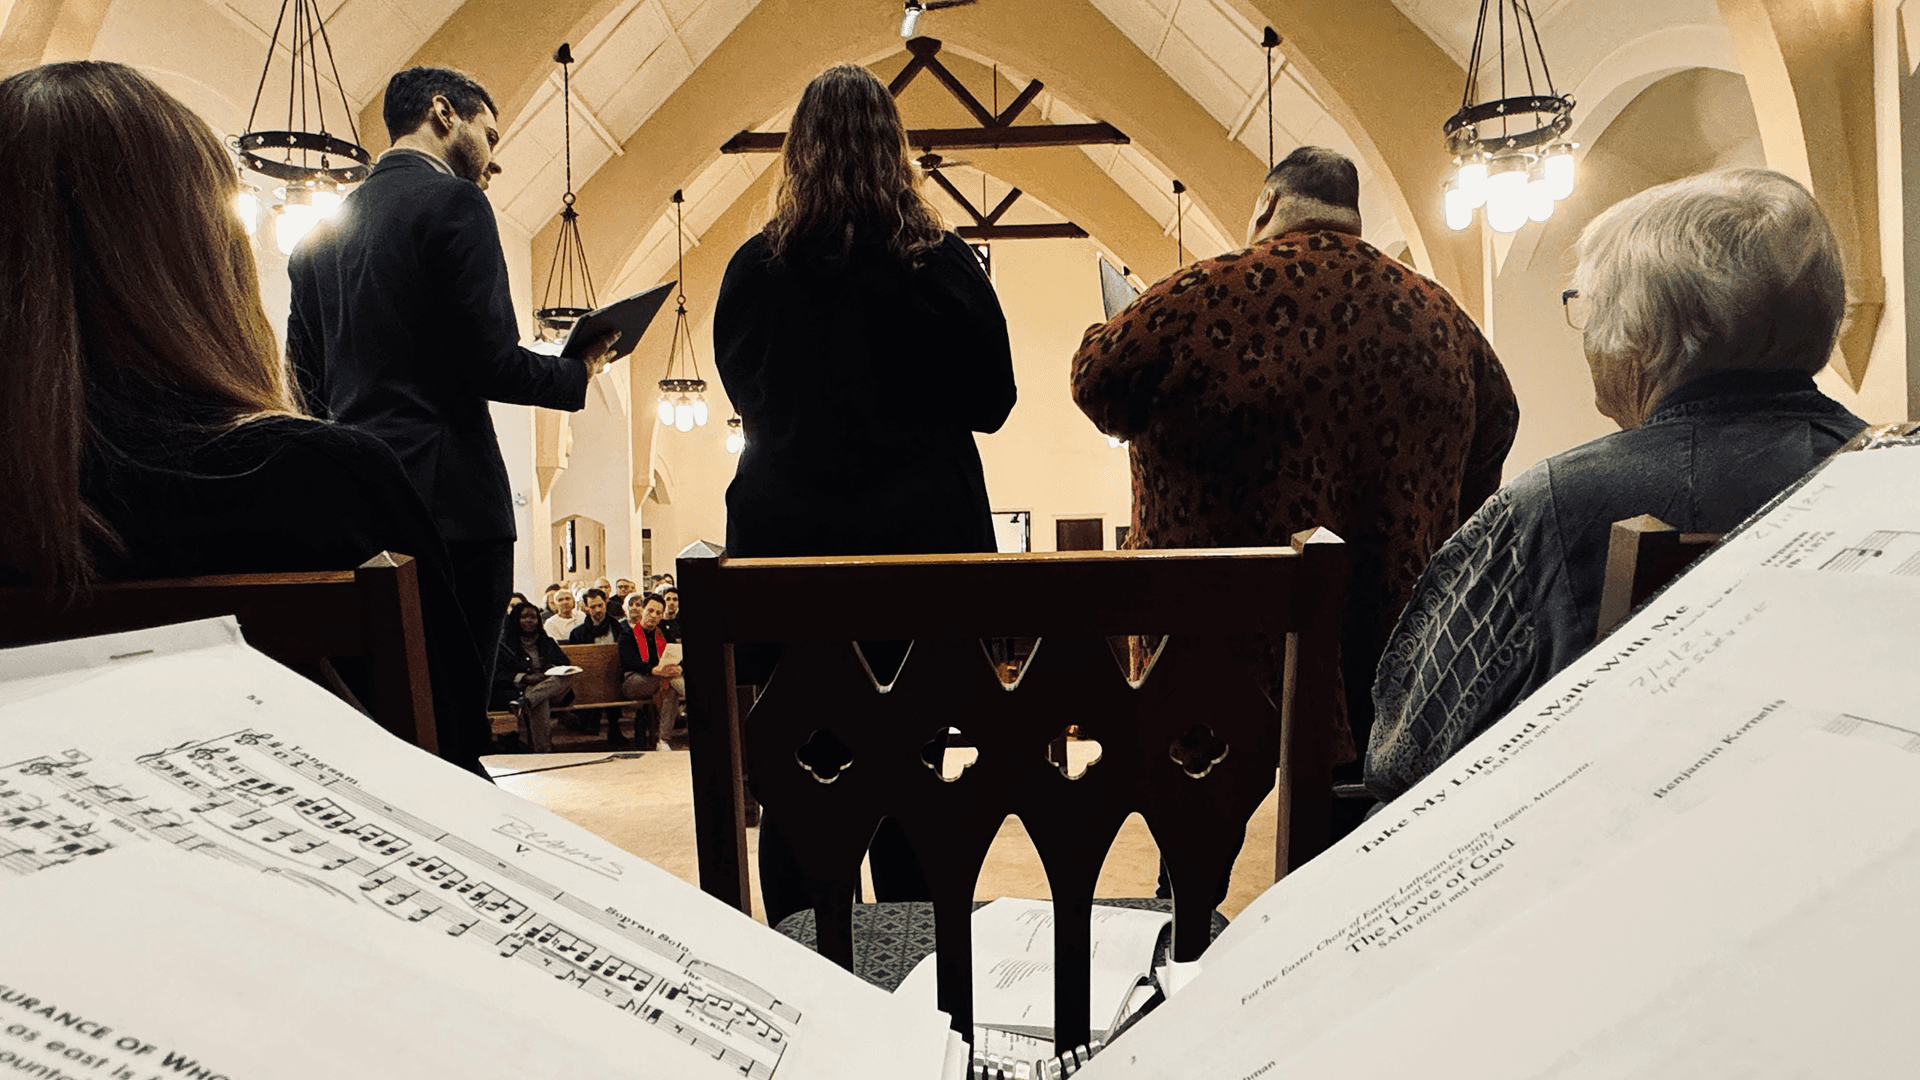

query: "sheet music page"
(0, 620), (952, 1080)
(1274, 724), (1920, 1077)
(895, 898), (1169, 1036)
(1079, 445), (1920, 1078)
(0, 846), (664, 1080)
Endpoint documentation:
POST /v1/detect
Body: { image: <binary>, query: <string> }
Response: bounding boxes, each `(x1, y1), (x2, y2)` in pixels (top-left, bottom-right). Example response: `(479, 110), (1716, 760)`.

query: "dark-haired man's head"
(581, 587), (609, 624)
(636, 594), (667, 632)
(383, 66), (501, 189)
(1247, 146), (1363, 246)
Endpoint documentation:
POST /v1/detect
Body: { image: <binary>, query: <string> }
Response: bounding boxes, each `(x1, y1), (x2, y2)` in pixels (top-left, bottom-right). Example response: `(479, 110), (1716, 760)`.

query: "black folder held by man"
(560, 280), (676, 360)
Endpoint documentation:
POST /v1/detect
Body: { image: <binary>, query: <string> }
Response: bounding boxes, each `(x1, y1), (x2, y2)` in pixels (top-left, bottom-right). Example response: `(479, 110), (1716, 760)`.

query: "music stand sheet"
(0, 620), (952, 1080)
(1079, 444), (1920, 1078)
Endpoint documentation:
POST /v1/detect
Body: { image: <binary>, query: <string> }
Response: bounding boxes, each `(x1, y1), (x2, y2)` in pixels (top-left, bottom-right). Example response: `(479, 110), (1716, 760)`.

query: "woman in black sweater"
(712, 63), (1018, 926)
(493, 602), (575, 752)
(0, 62), (489, 774)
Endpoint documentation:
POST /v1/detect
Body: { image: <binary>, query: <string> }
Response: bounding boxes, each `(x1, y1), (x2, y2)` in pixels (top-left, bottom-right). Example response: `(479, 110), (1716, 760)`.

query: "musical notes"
(0, 729), (800, 1077)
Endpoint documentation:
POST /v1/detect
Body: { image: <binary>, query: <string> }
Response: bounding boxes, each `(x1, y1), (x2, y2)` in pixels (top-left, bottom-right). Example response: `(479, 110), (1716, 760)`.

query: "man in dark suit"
(288, 66), (616, 750)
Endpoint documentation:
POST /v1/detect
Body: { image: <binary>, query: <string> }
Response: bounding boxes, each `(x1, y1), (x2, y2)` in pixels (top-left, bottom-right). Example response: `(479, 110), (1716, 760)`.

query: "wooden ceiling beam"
(722, 122), (1128, 154)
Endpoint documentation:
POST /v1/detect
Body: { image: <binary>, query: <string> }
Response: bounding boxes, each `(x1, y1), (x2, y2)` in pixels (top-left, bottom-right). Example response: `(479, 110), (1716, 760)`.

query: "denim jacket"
(1365, 370), (1866, 799)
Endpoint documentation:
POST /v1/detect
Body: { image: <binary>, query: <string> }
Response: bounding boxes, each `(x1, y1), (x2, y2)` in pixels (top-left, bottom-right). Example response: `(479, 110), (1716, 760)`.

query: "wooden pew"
(0, 551), (436, 752)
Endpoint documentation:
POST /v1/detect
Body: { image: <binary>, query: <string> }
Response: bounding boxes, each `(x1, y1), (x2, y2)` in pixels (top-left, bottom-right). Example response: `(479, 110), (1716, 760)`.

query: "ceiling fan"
(900, 0), (976, 38)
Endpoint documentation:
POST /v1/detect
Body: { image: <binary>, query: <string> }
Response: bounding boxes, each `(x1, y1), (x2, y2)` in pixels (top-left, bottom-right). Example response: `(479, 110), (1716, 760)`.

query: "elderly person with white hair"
(1365, 167), (1867, 799)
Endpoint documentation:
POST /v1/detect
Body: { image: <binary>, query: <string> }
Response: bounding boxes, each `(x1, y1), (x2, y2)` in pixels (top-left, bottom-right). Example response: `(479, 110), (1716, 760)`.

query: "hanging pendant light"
(1260, 27), (1281, 170)
(233, 0), (371, 255)
(726, 415), (745, 454)
(1441, 0), (1576, 232)
(656, 190), (709, 432)
(536, 44), (599, 342)
(1171, 179), (1186, 265)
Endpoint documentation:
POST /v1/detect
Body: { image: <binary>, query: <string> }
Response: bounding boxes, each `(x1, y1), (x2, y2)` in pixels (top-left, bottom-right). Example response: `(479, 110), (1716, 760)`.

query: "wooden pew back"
(0, 551), (435, 751)
(678, 532), (1351, 1049)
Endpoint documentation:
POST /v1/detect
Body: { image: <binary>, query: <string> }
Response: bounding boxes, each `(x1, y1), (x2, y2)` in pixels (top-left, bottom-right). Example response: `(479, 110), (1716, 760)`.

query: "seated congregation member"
(714, 62), (1017, 925)
(658, 586), (682, 643)
(1071, 146), (1518, 835)
(540, 583), (561, 618)
(1368, 168), (1868, 800)
(613, 578), (638, 602)
(493, 601), (575, 753)
(618, 593), (683, 752)
(0, 61), (491, 775)
(543, 588), (583, 641)
(506, 591), (529, 613)
(566, 587), (627, 645)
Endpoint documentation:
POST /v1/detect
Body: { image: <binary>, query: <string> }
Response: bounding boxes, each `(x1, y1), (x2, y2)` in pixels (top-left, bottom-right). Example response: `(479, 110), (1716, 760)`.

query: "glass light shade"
(726, 430), (744, 454)
(1455, 159), (1489, 210)
(1106, 434), (1127, 449)
(673, 398), (694, 432)
(274, 200), (318, 256)
(236, 190), (259, 236)
(312, 188), (343, 219)
(1526, 169), (1555, 223)
(1543, 147), (1576, 201)
(656, 397), (675, 426)
(1484, 165), (1529, 234)
(1444, 184), (1473, 231)
(691, 397), (709, 427)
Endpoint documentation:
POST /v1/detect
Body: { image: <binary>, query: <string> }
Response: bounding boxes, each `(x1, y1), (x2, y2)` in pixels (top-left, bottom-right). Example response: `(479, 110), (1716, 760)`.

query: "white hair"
(1573, 167), (1843, 388)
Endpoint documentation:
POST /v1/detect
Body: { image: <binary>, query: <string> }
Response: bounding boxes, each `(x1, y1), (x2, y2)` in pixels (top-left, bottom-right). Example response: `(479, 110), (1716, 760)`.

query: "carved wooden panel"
(745, 631), (1276, 1051)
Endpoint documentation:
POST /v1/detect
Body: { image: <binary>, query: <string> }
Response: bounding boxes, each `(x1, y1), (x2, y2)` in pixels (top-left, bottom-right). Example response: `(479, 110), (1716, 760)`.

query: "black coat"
(715, 231), (1016, 558)
(70, 416), (491, 774)
(287, 152), (589, 542)
(493, 629), (571, 712)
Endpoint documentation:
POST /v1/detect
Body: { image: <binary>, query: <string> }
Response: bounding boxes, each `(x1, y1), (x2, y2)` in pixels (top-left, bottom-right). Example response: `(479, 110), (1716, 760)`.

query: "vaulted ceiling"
(2, 0), (1794, 324)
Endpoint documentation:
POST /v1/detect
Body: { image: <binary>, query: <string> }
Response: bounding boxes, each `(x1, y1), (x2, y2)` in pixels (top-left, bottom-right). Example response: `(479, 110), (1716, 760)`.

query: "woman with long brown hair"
(0, 62), (490, 775)
(713, 63), (1017, 925)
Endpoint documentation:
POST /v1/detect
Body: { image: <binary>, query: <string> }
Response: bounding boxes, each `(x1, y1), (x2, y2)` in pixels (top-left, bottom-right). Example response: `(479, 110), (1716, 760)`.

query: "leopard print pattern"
(1071, 230), (1519, 762)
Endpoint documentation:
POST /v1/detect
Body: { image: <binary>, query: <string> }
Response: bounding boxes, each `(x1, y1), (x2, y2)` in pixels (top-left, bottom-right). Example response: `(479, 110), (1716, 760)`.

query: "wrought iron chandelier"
(232, 0), (371, 255)
(656, 190), (709, 433)
(536, 44), (599, 341)
(1442, 0), (1576, 234)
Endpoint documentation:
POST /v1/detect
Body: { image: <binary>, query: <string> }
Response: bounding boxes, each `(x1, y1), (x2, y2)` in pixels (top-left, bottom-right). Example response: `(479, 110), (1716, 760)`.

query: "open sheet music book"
(0, 619), (961, 1080)
(895, 898), (1167, 1050)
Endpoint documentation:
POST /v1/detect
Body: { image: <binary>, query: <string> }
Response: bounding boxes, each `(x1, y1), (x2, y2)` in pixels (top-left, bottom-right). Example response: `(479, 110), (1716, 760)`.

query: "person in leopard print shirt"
(1071, 147), (1518, 830)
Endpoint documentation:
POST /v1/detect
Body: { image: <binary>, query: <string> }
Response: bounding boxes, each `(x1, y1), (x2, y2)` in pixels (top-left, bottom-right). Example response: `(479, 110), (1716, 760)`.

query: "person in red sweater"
(618, 593), (682, 752)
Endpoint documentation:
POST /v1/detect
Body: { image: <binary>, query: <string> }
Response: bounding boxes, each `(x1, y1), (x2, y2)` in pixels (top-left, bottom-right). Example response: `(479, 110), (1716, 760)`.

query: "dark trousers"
(445, 539), (514, 767)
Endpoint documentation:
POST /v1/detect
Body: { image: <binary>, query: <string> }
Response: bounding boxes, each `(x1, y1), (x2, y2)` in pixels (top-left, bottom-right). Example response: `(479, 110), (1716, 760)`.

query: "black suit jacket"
(287, 152), (589, 542)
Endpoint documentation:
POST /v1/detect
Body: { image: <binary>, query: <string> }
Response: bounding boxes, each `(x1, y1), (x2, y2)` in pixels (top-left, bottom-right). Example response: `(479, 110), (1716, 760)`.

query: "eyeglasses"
(1562, 288), (1593, 331)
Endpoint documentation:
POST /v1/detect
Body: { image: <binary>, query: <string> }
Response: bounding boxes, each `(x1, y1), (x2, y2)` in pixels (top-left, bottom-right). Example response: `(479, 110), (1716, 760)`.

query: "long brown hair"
(763, 63), (945, 264)
(0, 61), (295, 585)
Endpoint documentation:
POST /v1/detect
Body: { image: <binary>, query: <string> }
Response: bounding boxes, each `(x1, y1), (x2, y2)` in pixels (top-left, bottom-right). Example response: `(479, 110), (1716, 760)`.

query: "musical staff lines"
(2, 730), (798, 1078)
(1818, 530), (1920, 575)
